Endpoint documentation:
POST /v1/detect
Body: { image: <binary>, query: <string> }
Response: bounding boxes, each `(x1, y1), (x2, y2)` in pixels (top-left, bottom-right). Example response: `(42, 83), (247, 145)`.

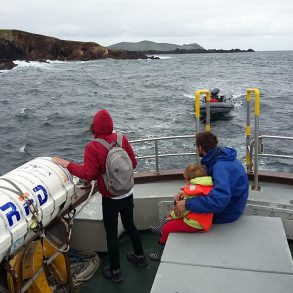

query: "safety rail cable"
(249, 135), (293, 167)
(245, 88), (261, 190)
(130, 135), (196, 174)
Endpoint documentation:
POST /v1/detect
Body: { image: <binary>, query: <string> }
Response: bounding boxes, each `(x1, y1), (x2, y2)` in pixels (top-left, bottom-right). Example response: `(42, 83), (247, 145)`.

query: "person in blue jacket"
(176, 131), (249, 224)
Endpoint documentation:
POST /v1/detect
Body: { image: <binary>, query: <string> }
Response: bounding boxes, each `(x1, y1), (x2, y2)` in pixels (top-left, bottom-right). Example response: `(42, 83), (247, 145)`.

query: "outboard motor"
(0, 157), (76, 263)
(211, 88), (220, 98)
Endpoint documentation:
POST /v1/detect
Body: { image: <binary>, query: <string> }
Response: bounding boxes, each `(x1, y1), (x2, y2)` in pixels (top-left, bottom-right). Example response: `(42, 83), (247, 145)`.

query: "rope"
(74, 180), (96, 217)
(70, 251), (100, 288)
(47, 250), (100, 292)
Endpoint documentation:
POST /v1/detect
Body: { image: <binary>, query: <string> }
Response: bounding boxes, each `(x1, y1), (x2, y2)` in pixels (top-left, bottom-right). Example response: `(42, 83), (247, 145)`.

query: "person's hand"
(176, 200), (186, 214)
(174, 191), (184, 201)
(174, 206), (182, 218)
(52, 157), (70, 168)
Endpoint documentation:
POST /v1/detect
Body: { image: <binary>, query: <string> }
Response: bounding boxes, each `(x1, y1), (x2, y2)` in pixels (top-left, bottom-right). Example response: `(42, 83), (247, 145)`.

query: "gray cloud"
(1, 0), (293, 50)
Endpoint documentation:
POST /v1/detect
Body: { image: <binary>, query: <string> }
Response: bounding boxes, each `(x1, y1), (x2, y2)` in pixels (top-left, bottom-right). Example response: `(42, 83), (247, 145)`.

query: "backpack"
(95, 133), (134, 196)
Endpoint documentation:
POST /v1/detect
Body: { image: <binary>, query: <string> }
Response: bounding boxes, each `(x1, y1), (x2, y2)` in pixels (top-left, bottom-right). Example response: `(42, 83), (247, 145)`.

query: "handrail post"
(246, 91), (252, 173)
(246, 88), (261, 190)
(195, 89), (211, 163)
(154, 140), (160, 174)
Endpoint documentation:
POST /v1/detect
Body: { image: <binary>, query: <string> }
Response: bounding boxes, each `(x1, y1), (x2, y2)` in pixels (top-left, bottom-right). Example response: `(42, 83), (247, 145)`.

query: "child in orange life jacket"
(149, 164), (214, 261)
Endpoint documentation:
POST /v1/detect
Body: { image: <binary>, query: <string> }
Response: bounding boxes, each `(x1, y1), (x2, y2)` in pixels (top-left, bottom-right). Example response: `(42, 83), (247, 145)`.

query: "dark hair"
(195, 131), (218, 152)
(183, 164), (207, 181)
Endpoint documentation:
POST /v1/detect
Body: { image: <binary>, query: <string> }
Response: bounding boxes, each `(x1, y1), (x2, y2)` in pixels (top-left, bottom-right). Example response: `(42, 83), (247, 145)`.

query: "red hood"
(92, 109), (113, 137)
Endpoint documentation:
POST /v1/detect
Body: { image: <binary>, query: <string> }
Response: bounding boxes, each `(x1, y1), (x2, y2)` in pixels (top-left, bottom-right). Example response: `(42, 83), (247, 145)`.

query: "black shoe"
(127, 253), (148, 267)
(103, 267), (123, 283)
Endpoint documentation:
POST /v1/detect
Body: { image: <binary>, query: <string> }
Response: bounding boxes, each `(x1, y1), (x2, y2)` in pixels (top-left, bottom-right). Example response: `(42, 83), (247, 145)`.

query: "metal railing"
(130, 88), (292, 188)
(244, 88), (293, 190)
(245, 88), (261, 190)
(130, 135), (196, 174)
(249, 135), (293, 185)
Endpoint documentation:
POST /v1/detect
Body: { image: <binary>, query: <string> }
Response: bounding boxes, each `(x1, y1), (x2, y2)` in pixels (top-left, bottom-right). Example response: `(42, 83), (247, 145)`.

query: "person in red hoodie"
(53, 109), (146, 283)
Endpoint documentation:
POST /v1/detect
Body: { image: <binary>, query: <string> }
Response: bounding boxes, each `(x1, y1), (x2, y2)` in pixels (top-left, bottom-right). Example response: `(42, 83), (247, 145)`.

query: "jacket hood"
(201, 147), (237, 170)
(92, 109), (113, 137)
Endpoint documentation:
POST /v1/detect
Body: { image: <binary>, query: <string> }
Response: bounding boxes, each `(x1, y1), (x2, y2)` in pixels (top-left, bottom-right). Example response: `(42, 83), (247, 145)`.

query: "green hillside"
(108, 40), (205, 51)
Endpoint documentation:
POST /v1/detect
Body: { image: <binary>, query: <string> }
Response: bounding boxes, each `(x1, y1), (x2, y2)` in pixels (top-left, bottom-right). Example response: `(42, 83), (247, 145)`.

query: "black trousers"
(102, 194), (144, 270)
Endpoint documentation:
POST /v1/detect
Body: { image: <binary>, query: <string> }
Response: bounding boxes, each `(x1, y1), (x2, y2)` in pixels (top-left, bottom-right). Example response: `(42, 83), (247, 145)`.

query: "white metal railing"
(249, 135), (293, 189)
(130, 135), (196, 174)
(130, 133), (293, 183)
(130, 87), (293, 188)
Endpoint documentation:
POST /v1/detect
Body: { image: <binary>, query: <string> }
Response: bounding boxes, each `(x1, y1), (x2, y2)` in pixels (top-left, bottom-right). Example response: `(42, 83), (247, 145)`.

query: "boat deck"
(72, 179), (293, 293)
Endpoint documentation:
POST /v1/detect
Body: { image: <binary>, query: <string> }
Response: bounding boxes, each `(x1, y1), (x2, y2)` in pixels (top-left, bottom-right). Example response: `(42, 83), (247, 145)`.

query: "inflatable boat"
(199, 88), (234, 117)
(200, 100), (234, 116)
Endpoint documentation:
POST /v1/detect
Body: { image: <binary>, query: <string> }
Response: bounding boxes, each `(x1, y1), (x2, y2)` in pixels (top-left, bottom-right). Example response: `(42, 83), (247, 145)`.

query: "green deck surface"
(78, 231), (161, 293)
(77, 234), (293, 293)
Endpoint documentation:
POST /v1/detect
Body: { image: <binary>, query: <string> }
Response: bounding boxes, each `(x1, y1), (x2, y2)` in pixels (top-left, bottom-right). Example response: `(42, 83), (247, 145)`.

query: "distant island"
(108, 40), (205, 51)
(108, 40), (254, 54)
(0, 29), (147, 70)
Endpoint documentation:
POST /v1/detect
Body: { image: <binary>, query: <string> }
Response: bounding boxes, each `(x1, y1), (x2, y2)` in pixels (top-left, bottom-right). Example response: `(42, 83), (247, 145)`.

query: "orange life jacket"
(181, 183), (213, 232)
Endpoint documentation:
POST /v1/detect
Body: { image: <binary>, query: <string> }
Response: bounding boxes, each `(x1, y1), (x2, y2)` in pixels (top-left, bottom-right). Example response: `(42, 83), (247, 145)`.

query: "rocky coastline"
(0, 29), (255, 70)
(142, 48), (254, 55)
(0, 30), (148, 70)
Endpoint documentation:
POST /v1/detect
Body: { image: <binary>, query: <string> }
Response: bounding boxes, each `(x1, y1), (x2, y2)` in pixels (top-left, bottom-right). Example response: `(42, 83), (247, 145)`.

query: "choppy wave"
(19, 142), (30, 154)
(147, 55), (173, 60)
(0, 52), (293, 175)
(15, 107), (35, 120)
(13, 60), (50, 68)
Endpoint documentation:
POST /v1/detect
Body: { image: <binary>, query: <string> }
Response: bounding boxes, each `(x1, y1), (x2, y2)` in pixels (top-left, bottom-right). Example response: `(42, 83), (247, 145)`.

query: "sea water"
(1, 51), (293, 175)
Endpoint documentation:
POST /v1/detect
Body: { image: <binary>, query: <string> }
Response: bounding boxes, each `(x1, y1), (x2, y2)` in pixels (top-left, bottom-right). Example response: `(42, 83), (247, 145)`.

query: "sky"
(1, 0), (293, 51)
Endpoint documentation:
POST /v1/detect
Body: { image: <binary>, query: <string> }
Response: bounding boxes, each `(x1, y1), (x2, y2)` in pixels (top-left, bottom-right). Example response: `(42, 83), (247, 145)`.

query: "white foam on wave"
(46, 60), (67, 64)
(13, 59), (72, 68)
(147, 55), (172, 60)
(156, 55), (172, 60)
(19, 144), (26, 153)
(231, 93), (244, 100)
(13, 60), (49, 68)
(20, 107), (28, 114)
(183, 93), (194, 99)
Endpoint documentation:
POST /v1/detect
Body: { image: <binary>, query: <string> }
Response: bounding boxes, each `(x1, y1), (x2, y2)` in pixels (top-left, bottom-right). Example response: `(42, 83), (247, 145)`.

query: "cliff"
(0, 29), (147, 69)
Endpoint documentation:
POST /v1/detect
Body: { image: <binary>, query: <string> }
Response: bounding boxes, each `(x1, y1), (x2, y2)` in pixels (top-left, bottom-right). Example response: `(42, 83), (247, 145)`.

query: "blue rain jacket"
(185, 147), (249, 224)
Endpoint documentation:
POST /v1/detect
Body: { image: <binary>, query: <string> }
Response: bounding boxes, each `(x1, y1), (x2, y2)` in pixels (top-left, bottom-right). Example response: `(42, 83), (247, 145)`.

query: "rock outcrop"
(0, 60), (17, 70)
(0, 29), (147, 70)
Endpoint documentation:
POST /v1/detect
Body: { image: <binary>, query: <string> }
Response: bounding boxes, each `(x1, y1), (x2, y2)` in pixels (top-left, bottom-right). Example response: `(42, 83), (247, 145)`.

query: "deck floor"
(76, 234), (292, 293)
(76, 179), (293, 292)
(78, 231), (161, 293)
